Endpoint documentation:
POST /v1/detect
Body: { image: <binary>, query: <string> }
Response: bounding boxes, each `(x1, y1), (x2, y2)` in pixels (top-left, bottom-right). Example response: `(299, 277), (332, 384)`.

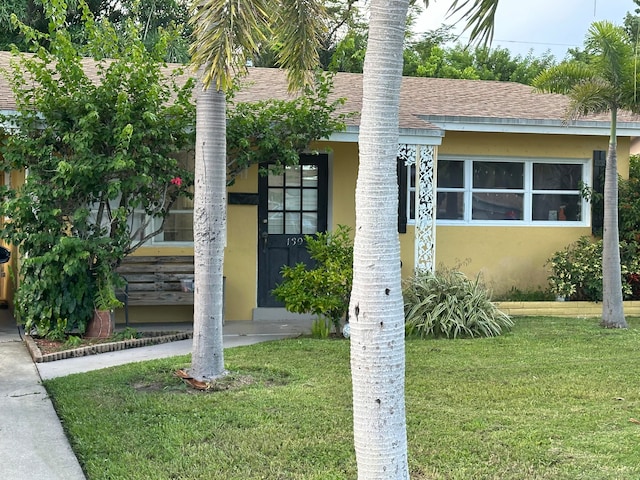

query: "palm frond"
(532, 63), (595, 95)
(189, 0), (270, 91)
(565, 80), (614, 119)
(586, 21), (633, 89)
(446, 0), (499, 46)
(273, 0), (328, 91)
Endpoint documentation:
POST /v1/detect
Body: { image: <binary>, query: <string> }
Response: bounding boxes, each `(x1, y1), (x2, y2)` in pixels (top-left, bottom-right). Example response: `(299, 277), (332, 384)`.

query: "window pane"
(174, 195), (194, 209)
(302, 165), (318, 187)
(532, 194), (581, 221)
(409, 194), (415, 221)
(268, 188), (284, 210)
(268, 212), (284, 234)
(285, 212), (301, 234)
(302, 213), (317, 234)
(472, 193), (523, 220)
(302, 189), (317, 211)
(473, 162), (523, 189)
(533, 164), (582, 190)
(437, 192), (464, 220)
(410, 164), (416, 188)
(161, 212), (194, 241)
(437, 160), (464, 188)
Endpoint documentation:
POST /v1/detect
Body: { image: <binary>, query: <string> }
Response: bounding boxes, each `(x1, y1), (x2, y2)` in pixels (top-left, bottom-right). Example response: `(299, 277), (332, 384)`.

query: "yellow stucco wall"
(4, 131), (631, 323)
(404, 132), (629, 296)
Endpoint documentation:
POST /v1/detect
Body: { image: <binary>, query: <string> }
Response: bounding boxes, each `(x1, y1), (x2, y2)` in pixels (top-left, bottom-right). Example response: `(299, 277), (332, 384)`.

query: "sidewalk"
(0, 309), (311, 480)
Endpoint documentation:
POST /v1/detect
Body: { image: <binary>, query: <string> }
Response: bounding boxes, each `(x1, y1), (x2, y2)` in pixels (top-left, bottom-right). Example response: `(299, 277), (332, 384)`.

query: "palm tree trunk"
(349, 0), (410, 478)
(601, 113), (627, 328)
(189, 82), (227, 380)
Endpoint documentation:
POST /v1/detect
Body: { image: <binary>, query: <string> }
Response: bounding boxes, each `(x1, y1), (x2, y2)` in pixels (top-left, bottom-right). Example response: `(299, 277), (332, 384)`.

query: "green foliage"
(403, 269), (513, 339)
(226, 71), (349, 184)
(547, 237), (640, 301)
(0, 0), (194, 336)
(272, 225), (353, 333)
(310, 317), (331, 339)
(618, 154), (640, 242)
(403, 32), (556, 85)
(63, 334), (83, 349)
(112, 327), (141, 341)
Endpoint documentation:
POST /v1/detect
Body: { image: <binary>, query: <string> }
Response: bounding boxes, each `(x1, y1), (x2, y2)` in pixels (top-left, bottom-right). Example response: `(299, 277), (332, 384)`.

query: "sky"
(413, 0), (636, 59)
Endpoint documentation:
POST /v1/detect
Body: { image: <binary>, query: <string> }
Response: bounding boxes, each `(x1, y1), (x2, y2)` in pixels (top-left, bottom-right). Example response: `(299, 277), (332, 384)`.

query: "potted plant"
(85, 262), (124, 338)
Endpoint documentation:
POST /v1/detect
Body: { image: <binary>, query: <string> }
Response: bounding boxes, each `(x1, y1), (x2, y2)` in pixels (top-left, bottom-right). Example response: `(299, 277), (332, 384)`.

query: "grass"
(44, 317), (640, 479)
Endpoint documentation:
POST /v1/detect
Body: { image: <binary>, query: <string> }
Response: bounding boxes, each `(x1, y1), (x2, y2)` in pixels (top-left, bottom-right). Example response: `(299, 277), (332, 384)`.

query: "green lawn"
(44, 317), (640, 479)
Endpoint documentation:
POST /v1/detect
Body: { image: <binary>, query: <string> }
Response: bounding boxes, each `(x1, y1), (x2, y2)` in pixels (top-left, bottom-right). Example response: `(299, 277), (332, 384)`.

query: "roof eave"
(329, 125), (444, 145)
(421, 115), (640, 137)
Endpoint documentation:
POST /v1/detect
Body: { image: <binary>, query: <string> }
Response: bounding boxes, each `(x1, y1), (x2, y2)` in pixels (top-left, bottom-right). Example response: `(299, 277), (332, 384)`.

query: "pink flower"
(170, 177), (182, 187)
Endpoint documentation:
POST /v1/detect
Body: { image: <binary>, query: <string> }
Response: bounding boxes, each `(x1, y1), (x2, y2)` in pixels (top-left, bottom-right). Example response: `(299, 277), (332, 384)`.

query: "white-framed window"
(406, 155), (591, 226)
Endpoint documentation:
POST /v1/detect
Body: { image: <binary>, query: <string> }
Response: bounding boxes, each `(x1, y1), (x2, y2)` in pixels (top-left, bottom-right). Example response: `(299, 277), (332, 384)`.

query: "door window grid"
(268, 164), (319, 234)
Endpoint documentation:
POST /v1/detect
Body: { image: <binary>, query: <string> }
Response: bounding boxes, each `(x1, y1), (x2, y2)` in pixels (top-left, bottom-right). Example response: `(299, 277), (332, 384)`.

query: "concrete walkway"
(0, 309), (311, 480)
(0, 310), (86, 480)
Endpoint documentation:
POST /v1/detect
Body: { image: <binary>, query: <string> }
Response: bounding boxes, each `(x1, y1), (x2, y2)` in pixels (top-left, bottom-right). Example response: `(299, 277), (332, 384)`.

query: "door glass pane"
(472, 193), (523, 220)
(533, 164), (582, 190)
(302, 213), (317, 234)
(285, 212), (301, 234)
(473, 162), (524, 189)
(268, 188), (284, 210)
(302, 190), (317, 211)
(268, 212), (284, 234)
(285, 165), (301, 186)
(286, 189), (301, 210)
(269, 169), (283, 187)
(302, 165), (318, 187)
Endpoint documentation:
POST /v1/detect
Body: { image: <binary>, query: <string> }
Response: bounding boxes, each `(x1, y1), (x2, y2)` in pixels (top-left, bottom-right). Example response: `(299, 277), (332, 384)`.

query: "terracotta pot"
(85, 309), (114, 338)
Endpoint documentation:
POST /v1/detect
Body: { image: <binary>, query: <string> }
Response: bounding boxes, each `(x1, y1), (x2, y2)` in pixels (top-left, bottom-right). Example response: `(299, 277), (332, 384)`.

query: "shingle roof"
(1, 50), (637, 133)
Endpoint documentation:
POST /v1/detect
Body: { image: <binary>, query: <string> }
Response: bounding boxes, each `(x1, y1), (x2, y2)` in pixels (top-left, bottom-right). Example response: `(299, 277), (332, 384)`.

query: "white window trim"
(407, 155), (592, 227)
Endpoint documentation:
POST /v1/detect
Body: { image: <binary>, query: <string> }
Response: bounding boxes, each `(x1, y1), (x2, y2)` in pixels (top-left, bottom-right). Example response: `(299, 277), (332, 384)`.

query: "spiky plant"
(403, 269), (513, 339)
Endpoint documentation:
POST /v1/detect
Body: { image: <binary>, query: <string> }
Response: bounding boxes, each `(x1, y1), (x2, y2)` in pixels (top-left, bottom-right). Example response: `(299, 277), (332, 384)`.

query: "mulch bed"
(25, 330), (193, 363)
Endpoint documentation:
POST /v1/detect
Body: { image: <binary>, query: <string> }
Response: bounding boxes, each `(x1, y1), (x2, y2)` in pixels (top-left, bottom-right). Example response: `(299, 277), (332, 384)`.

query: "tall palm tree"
(349, 0), (498, 477)
(533, 21), (639, 329)
(187, 0), (327, 382)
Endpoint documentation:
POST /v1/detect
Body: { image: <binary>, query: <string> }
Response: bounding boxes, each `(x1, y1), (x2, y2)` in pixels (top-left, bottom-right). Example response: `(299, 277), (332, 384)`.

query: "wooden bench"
(116, 256), (194, 325)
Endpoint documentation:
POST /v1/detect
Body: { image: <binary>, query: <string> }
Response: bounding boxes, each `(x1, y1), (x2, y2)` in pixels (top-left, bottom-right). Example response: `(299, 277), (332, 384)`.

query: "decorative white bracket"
(398, 144), (436, 273)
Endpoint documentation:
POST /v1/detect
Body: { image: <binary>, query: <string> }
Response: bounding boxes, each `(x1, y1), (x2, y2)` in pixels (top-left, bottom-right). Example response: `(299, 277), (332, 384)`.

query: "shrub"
(619, 154), (640, 243)
(272, 225), (353, 333)
(546, 237), (640, 301)
(403, 269), (513, 339)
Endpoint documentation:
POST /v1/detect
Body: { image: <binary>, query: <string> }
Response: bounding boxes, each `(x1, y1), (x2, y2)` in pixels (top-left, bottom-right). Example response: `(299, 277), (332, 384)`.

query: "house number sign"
(286, 237), (305, 247)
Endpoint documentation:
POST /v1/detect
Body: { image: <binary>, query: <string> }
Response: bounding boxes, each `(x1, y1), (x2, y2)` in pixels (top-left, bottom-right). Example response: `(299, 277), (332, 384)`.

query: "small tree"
(273, 225), (353, 334)
(0, 0), (195, 336)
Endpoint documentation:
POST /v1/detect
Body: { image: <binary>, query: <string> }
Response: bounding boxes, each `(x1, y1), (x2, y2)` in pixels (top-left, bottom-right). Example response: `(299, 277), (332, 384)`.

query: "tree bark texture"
(190, 82), (228, 380)
(601, 131), (627, 328)
(349, 0), (410, 478)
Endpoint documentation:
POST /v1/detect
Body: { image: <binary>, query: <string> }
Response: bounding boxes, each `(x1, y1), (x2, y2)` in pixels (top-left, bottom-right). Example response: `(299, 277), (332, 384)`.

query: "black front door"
(257, 154), (328, 307)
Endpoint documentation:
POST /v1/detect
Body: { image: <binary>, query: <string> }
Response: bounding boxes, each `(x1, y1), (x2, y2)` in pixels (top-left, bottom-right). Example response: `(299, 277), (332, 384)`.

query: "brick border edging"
(24, 331), (193, 363)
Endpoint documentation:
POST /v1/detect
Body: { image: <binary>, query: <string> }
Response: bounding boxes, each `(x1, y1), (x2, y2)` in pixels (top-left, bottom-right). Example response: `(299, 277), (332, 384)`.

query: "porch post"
(415, 145), (436, 272)
(398, 144), (437, 273)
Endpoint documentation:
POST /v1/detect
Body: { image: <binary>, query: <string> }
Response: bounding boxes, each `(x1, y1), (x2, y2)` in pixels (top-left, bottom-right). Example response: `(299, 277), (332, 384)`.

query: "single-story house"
(2, 50), (640, 322)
